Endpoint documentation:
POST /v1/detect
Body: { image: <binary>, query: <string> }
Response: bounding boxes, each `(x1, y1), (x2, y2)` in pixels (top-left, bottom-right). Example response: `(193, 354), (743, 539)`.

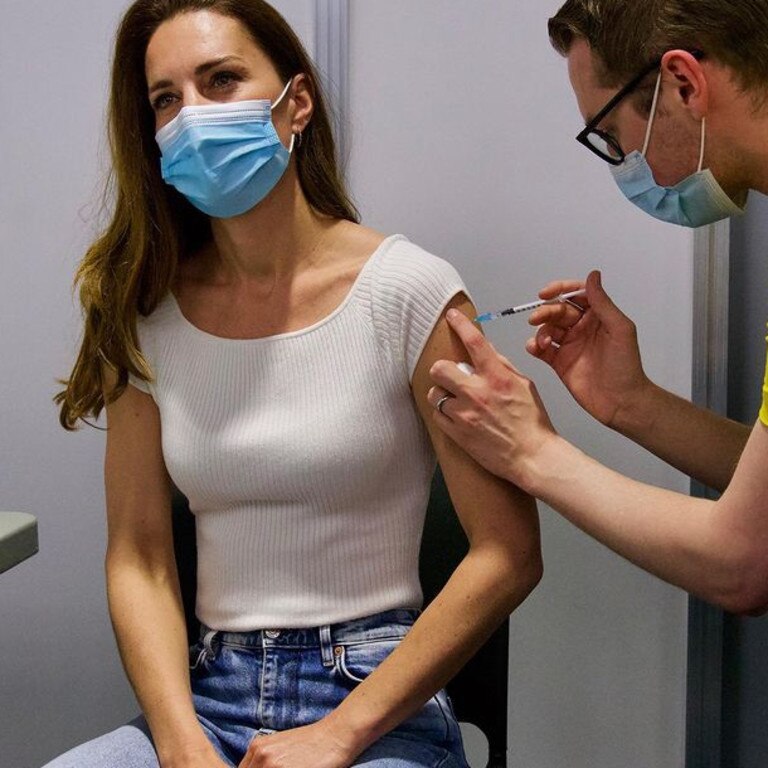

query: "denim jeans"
(42, 609), (468, 768)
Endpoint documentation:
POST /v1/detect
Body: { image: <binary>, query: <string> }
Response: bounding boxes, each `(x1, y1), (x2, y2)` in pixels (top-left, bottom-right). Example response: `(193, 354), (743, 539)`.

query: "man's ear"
(661, 49), (709, 119)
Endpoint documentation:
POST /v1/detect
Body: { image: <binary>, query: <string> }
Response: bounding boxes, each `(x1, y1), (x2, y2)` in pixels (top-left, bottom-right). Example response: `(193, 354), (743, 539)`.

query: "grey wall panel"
(723, 195), (768, 768)
(729, 195), (768, 424)
(347, 2), (690, 766)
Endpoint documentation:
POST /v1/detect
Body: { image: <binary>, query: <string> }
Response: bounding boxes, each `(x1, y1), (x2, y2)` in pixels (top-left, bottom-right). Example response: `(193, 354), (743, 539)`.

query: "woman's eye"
(211, 71), (240, 89)
(152, 93), (176, 111)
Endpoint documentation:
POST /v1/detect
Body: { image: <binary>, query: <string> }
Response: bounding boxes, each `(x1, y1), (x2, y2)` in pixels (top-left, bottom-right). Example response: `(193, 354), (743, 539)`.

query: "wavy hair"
(56, 0), (359, 429)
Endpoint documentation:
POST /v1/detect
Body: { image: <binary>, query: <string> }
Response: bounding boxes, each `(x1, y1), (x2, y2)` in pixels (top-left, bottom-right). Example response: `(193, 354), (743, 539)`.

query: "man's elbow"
(722, 592), (768, 617)
(714, 550), (768, 616)
(723, 589), (768, 617)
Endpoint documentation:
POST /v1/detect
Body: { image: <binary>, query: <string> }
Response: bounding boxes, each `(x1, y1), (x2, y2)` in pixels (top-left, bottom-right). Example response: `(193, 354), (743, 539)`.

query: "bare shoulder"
(327, 220), (388, 265)
(102, 363), (161, 441)
(316, 221), (389, 295)
(412, 294), (476, 398)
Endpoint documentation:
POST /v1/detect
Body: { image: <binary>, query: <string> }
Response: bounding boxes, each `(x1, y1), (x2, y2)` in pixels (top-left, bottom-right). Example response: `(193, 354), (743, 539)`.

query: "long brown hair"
(56, 0), (359, 429)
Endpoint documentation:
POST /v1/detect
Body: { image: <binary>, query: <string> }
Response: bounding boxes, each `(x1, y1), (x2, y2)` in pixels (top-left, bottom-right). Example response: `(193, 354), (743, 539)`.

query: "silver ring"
(435, 395), (452, 415)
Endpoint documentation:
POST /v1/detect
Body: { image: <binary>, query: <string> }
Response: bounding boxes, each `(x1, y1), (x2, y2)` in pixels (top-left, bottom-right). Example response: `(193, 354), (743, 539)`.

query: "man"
(428, 0), (768, 615)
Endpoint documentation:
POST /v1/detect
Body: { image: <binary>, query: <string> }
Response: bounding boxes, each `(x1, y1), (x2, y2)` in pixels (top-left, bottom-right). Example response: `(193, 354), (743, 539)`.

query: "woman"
(51, 2), (542, 767)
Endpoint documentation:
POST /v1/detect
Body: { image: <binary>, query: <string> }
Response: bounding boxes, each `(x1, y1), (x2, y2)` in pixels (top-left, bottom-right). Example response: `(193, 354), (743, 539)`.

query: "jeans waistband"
(199, 609), (419, 650)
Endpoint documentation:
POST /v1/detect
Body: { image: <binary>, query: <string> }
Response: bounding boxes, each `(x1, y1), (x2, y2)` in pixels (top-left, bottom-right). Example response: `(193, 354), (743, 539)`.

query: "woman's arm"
(329, 293), (543, 744)
(103, 370), (227, 768)
(239, 296), (542, 768)
(429, 311), (768, 616)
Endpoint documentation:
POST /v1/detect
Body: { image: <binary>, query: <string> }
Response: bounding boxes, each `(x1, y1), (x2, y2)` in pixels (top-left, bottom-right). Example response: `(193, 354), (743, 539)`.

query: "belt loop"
(319, 625), (334, 668)
(202, 629), (219, 661)
(191, 629), (219, 671)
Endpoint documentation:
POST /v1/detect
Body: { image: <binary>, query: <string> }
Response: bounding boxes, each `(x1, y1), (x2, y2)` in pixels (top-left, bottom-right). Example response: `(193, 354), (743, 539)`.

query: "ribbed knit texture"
(129, 235), (468, 630)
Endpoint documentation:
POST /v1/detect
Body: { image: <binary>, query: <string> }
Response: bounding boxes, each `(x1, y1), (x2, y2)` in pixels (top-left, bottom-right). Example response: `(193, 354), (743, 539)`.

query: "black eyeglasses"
(576, 50), (705, 166)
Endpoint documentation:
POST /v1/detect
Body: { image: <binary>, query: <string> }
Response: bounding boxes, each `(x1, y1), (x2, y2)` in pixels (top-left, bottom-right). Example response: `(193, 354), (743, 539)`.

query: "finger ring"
(435, 395), (452, 415)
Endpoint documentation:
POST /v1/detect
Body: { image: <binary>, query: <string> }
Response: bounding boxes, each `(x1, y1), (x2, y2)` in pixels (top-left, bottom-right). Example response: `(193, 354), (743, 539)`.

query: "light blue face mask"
(611, 73), (746, 228)
(156, 79), (295, 219)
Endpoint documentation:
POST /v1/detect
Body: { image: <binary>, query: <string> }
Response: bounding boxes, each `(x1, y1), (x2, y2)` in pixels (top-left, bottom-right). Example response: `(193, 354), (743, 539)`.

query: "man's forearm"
(520, 435), (749, 610)
(614, 382), (750, 492)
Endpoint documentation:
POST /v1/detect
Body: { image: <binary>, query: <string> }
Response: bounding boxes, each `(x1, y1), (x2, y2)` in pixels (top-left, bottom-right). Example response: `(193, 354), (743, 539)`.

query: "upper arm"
(103, 368), (174, 571)
(411, 294), (541, 569)
(714, 420), (768, 613)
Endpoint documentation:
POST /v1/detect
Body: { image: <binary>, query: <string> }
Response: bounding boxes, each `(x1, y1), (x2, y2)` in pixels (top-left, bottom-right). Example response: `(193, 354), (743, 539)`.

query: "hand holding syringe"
(475, 290), (587, 324)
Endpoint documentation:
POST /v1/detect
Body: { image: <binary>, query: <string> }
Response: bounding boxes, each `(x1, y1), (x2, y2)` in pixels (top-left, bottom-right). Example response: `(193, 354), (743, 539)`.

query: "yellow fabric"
(761, 331), (768, 426)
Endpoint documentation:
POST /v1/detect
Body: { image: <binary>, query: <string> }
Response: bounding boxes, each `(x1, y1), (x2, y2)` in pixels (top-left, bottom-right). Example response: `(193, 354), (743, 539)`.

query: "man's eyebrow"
(148, 55), (246, 95)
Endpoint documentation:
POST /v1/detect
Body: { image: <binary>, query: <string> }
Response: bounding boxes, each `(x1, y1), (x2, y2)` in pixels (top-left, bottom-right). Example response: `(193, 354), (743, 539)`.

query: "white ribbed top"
(129, 235), (468, 630)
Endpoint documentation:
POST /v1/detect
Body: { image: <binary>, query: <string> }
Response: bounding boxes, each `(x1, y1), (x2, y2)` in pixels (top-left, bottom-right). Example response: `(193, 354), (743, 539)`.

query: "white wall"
(0, 2), (314, 766)
(347, 2), (690, 767)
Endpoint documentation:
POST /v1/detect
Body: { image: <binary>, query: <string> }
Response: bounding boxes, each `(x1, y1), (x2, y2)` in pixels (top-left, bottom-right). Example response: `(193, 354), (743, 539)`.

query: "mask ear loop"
(697, 117), (707, 172)
(272, 78), (294, 110)
(642, 72), (663, 157)
(274, 78), (297, 154)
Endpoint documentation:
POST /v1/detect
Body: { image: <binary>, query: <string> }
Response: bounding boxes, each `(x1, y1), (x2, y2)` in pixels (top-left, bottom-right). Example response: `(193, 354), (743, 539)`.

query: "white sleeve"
(128, 371), (153, 395)
(370, 240), (471, 381)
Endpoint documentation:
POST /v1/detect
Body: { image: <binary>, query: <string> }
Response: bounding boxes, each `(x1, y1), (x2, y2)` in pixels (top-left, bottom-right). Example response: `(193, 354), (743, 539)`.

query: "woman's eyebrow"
(148, 55), (246, 95)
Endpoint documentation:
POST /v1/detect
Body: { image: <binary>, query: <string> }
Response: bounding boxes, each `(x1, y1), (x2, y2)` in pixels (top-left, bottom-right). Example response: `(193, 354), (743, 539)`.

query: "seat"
(171, 468), (508, 768)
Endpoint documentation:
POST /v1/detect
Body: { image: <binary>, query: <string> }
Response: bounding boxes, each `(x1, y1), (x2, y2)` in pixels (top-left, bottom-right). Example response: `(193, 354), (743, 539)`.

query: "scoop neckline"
(166, 234), (404, 344)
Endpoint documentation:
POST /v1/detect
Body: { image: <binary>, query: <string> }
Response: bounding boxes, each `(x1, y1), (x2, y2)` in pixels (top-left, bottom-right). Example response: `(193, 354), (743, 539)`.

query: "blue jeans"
(42, 610), (468, 768)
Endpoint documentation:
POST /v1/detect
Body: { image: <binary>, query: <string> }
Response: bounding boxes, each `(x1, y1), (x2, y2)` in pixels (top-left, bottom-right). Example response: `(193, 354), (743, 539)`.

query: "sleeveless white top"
(130, 235), (468, 630)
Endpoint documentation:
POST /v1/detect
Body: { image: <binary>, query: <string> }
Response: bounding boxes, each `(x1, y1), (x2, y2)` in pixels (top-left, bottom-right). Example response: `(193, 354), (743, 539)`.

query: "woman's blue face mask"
(155, 79), (295, 219)
(610, 72), (746, 228)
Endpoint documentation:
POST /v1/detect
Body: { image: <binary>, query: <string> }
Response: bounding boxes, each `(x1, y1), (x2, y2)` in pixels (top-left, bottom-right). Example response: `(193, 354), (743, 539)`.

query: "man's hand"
(427, 310), (557, 488)
(525, 270), (653, 432)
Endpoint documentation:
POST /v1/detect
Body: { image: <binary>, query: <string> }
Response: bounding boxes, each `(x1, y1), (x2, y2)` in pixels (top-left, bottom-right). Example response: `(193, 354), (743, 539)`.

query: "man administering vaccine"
(428, 0), (768, 615)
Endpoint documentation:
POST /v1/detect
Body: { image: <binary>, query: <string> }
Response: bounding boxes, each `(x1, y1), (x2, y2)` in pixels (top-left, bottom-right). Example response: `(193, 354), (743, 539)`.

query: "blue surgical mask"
(156, 79), (295, 219)
(611, 73), (746, 228)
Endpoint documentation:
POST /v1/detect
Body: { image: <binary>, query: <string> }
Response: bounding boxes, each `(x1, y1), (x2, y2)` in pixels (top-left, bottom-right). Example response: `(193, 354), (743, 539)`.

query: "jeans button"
(265, 630), (281, 639)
